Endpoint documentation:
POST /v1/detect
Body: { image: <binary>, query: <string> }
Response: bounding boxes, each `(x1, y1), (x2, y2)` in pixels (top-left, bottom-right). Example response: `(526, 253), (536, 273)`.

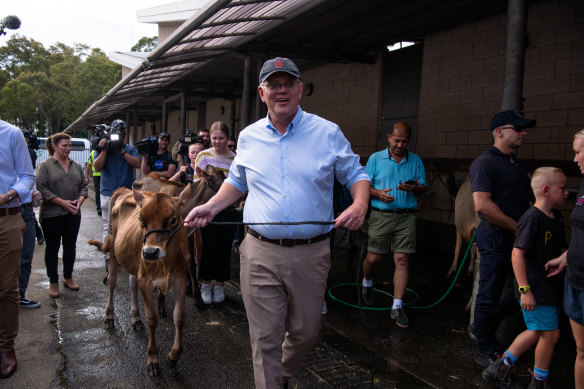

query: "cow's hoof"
(166, 355), (178, 368)
(147, 362), (160, 377)
(103, 318), (115, 329)
(132, 320), (145, 331)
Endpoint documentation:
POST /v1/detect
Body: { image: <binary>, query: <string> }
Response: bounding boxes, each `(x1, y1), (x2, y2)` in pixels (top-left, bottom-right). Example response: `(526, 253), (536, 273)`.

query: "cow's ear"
(197, 166), (209, 181)
(133, 189), (145, 208)
(179, 182), (192, 200)
(205, 165), (217, 175)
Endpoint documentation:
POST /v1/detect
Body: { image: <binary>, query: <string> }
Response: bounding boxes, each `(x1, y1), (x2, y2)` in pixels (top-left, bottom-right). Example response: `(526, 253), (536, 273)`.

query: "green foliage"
(0, 35), (121, 133)
(131, 36), (158, 52)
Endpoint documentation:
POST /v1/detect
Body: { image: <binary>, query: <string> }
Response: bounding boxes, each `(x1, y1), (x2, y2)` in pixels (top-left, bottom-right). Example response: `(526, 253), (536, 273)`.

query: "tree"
(131, 36), (158, 52)
(0, 35), (121, 133)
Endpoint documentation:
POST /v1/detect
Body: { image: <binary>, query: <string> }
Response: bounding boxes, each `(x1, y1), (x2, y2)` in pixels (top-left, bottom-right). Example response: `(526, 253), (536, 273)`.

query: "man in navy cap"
(185, 57), (370, 388)
(469, 109), (536, 368)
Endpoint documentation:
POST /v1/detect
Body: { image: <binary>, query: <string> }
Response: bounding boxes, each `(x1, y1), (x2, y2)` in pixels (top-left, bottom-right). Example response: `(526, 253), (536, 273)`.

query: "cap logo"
(275, 60), (283, 69)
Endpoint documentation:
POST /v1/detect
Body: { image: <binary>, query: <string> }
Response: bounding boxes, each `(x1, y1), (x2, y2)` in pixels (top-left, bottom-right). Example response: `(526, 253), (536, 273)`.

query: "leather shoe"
(0, 349), (17, 378)
(48, 283), (60, 298)
(63, 279), (79, 291)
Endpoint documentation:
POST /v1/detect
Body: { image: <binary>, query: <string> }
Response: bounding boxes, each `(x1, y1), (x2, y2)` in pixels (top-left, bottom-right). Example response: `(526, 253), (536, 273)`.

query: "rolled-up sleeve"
(332, 127), (370, 188)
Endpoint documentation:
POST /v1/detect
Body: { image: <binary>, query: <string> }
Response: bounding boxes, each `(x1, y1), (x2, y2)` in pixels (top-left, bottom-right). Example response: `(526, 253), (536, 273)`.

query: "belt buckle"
(279, 239), (295, 247)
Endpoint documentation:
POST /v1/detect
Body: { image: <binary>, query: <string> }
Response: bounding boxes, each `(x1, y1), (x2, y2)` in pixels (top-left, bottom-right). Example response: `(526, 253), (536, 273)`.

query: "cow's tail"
(87, 234), (112, 253)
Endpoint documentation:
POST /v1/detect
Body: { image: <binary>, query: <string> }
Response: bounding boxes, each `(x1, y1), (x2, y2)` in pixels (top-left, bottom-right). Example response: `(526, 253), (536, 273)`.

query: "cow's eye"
(169, 217), (177, 226)
(139, 217), (145, 228)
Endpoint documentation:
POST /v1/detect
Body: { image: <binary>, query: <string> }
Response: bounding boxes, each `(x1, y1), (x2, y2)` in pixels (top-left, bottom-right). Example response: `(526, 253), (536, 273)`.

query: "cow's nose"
(142, 246), (161, 261)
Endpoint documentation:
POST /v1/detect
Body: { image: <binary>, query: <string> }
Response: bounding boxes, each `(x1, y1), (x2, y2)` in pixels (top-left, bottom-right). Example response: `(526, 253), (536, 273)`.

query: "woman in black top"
(169, 142), (205, 185)
(546, 129), (584, 388)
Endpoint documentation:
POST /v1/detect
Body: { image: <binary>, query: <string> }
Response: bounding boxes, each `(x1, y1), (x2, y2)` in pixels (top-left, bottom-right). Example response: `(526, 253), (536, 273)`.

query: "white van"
(37, 137), (91, 168)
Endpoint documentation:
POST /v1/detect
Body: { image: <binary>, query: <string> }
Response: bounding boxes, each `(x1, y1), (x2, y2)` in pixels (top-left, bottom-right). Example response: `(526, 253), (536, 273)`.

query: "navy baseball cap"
(259, 57), (301, 83)
(490, 110), (536, 131)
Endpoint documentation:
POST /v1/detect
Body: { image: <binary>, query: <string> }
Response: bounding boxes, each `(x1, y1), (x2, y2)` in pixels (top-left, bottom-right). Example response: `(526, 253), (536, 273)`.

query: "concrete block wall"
(298, 55), (383, 161)
(417, 0), (584, 164)
(416, 0), (584, 227)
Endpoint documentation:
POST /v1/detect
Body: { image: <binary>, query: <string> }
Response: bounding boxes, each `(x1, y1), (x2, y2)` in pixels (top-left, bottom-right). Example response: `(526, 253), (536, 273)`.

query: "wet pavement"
(7, 188), (577, 388)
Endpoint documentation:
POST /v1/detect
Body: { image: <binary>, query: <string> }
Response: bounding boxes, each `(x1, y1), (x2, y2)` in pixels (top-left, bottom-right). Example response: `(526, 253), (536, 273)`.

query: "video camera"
(23, 130), (40, 150)
(135, 136), (158, 156)
(90, 120), (125, 153)
(178, 130), (204, 163)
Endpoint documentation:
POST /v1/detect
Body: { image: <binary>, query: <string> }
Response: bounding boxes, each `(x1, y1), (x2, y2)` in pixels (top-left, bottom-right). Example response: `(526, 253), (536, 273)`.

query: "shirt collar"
(385, 148), (409, 163)
(265, 106), (303, 135)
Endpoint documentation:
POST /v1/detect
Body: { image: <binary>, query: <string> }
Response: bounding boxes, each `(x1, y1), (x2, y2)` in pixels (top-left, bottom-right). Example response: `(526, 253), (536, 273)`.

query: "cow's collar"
(142, 217), (184, 255)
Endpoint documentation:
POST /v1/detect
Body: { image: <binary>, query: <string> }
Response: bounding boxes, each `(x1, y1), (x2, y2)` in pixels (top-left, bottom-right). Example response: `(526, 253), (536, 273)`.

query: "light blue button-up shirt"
(0, 120), (35, 207)
(366, 149), (426, 210)
(226, 107), (369, 239)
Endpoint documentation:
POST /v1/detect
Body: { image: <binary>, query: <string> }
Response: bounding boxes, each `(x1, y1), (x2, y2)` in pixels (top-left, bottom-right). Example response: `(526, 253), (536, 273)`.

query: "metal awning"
(66, 0), (508, 132)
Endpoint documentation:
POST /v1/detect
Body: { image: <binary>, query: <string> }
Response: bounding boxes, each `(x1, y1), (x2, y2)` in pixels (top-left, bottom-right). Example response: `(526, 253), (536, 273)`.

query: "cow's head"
(196, 165), (226, 193)
(133, 189), (184, 261)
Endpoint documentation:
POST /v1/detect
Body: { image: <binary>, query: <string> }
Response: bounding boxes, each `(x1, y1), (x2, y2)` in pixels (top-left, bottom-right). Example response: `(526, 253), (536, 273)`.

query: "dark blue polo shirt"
(567, 182), (584, 290)
(469, 145), (531, 222)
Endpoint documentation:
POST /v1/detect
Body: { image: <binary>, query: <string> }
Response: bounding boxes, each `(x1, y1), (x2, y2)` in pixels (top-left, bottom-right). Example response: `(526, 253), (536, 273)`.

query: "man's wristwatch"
(518, 285), (531, 294)
(5, 193), (13, 203)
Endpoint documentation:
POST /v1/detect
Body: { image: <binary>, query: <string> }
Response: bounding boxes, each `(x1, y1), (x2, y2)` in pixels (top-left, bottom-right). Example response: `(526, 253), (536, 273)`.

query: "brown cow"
(446, 177), (480, 279)
(89, 188), (189, 376)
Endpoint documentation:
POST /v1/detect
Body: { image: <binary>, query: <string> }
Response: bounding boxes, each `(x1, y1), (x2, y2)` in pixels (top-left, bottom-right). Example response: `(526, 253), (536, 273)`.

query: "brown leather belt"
(0, 207), (20, 216)
(247, 228), (330, 247)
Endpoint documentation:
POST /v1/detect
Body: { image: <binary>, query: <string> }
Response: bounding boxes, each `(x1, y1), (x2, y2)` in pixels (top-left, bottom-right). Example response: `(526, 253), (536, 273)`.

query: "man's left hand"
(397, 180), (419, 192)
(334, 202), (368, 231)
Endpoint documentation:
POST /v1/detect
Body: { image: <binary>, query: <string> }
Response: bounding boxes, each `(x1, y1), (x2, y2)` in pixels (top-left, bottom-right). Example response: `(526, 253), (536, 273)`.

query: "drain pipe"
(501, 0), (528, 112)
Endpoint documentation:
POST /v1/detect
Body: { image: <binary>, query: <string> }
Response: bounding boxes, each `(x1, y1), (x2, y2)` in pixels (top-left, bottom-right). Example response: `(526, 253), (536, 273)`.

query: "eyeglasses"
(227, 145), (236, 149)
(499, 126), (526, 132)
(261, 81), (299, 91)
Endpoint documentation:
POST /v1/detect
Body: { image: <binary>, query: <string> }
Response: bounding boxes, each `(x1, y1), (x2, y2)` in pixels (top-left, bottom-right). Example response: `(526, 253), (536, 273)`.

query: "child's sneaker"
(528, 374), (551, 389)
(212, 286), (225, 304)
(201, 283), (212, 304)
(482, 358), (517, 388)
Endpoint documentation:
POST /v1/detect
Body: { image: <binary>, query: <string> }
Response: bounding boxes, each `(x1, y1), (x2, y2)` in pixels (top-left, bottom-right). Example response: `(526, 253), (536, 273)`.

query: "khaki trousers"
(0, 212), (25, 351)
(239, 234), (331, 389)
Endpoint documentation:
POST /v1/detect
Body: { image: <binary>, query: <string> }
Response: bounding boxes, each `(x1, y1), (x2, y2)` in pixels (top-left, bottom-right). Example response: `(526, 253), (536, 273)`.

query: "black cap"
(159, 132), (170, 140)
(259, 57), (301, 84)
(490, 110), (536, 131)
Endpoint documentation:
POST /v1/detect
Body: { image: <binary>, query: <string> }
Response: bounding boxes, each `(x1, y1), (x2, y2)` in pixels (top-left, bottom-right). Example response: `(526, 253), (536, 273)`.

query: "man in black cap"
(184, 57), (370, 389)
(469, 109), (536, 368)
(141, 132), (177, 179)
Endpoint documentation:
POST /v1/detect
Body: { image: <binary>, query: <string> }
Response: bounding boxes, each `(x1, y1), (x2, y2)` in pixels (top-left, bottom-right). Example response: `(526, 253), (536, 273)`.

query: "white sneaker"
(213, 286), (225, 303)
(201, 283), (212, 304)
(321, 301), (328, 315)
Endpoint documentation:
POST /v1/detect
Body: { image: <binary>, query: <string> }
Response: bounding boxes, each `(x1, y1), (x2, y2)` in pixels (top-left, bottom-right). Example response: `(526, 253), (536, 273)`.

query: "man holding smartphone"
(361, 121), (427, 328)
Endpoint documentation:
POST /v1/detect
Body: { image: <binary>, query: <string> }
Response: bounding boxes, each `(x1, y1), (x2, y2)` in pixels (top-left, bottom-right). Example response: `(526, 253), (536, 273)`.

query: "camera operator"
(140, 132), (177, 179)
(22, 130), (44, 246)
(198, 129), (210, 148)
(93, 119), (140, 272)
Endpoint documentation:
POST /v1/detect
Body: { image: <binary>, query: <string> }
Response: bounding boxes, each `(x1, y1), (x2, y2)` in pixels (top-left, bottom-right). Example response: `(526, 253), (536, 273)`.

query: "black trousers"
(199, 209), (238, 282)
(41, 213), (81, 284)
(93, 175), (101, 211)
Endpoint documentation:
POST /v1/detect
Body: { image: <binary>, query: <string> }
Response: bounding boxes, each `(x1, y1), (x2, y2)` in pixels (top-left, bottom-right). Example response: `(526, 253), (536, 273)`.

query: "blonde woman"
(36, 133), (88, 298)
(195, 121), (237, 304)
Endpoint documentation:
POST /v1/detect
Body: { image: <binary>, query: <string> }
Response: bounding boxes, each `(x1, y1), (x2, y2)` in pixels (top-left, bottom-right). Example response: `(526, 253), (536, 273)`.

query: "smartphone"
(403, 180), (417, 185)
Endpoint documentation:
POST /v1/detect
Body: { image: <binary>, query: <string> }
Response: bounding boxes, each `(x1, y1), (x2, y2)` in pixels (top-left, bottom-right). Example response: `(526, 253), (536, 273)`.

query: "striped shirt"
(194, 148), (235, 181)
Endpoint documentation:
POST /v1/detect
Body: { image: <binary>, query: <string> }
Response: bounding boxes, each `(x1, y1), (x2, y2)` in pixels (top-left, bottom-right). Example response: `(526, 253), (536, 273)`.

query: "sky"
(2, 0), (167, 54)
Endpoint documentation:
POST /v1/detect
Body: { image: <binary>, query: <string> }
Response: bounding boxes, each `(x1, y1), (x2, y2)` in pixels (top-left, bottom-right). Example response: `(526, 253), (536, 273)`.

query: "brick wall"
(298, 56), (383, 160)
(416, 0), (584, 227)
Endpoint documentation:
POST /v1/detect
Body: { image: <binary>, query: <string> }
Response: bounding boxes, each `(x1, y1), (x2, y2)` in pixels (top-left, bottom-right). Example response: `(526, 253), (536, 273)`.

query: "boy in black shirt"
(482, 167), (568, 389)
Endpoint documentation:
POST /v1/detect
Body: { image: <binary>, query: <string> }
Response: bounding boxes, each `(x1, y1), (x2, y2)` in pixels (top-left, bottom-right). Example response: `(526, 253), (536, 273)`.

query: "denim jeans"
(473, 223), (520, 355)
(19, 203), (36, 298)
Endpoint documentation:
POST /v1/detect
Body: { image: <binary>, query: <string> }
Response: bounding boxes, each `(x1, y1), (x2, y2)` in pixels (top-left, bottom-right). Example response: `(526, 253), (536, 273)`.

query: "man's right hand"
(98, 138), (107, 151)
(184, 204), (216, 228)
(373, 188), (394, 203)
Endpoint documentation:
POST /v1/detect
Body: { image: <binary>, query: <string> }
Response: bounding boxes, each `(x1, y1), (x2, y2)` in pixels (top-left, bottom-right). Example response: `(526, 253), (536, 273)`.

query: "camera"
(90, 120), (125, 153)
(23, 130), (40, 150)
(135, 136), (158, 156)
(178, 130), (204, 163)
